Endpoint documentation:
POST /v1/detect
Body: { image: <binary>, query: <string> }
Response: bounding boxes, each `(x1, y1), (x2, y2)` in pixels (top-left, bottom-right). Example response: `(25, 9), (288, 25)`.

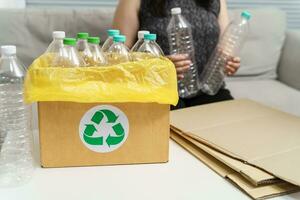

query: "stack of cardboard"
(170, 99), (300, 199)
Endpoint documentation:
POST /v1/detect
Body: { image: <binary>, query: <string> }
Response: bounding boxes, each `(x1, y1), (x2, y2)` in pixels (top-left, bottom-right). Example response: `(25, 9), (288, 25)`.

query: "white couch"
(0, 7), (299, 118)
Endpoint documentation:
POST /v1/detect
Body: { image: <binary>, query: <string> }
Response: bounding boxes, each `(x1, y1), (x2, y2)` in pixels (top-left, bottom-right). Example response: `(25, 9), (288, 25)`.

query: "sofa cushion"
(0, 8), (115, 67)
(228, 8), (286, 80)
(226, 80), (300, 116)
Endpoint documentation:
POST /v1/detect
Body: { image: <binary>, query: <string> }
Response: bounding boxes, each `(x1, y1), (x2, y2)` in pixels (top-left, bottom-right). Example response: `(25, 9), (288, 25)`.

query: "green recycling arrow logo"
(79, 105), (129, 153)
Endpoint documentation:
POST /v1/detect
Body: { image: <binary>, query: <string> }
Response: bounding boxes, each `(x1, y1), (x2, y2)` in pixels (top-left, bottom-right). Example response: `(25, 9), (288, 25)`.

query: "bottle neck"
(241, 17), (249, 25)
(1, 54), (17, 59)
(54, 38), (64, 41)
(65, 45), (75, 49)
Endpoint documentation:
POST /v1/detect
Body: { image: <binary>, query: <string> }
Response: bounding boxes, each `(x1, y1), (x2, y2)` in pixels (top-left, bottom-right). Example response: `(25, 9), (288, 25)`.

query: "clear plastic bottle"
(107, 35), (130, 65)
(101, 29), (120, 52)
(87, 37), (107, 66)
(131, 30), (150, 52)
(200, 11), (252, 95)
(133, 33), (163, 61)
(45, 31), (65, 53)
(0, 45), (34, 187)
(76, 32), (93, 65)
(167, 7), (200, 98)
(132, 33), (156, 61)
(51, 38), (86, 67)
(145, 33), (164, 56)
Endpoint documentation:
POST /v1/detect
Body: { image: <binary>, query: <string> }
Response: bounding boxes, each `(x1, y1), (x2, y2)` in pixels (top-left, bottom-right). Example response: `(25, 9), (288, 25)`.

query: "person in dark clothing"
(112, 0), (241, 109)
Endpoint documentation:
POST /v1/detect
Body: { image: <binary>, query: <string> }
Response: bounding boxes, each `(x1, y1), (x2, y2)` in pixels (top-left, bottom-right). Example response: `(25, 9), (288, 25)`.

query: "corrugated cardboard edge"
(171, 125), (279, 186)
(173, 128), (279, 186)
(170, 131), (300, 200)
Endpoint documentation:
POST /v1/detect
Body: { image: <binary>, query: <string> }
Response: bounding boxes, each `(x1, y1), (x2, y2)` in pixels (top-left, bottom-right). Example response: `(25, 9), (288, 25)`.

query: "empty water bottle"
(133, 33), (163, 61)
(76, 32), (93, 66)
(102, 29), (120, 52)
(45, 31), (65, 53)
(51, 38), (86, 67)
(200, 11), (251, 95)
(133, 33), (157, 61)
(107, 35), (130, 65)
(131, 30), (150, 52)
(87, 37), (107, 66)
(167, 7), (200, 98)
(0, 45), (34, 187)
(145, 33), (164, 56)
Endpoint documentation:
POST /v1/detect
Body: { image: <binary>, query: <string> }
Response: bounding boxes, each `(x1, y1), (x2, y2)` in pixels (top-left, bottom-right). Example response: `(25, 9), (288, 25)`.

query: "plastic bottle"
(132, 33), (156, 61)
(87, 37), (107, 66)
(167, 7), (200, 98)
(133, 33), (163, 61)
(51, 38), (86, 67)
(0, 45), (34, 187)
(102, 29), (120, 52)
(45, 31), (65, 53)
(200, 11), (251, 95)
(107, 35), (130, 65)
(145, 33), (164, 56)
(131, 30), (150, 52)
(76, 32), (93, 65)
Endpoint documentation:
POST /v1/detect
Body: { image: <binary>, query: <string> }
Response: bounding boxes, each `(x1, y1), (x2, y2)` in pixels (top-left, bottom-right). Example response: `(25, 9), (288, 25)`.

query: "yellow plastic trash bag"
(24, 54), (179, 105)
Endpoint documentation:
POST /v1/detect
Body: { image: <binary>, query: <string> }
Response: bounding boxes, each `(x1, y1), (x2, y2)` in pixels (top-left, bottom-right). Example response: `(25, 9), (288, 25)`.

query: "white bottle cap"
(52, 31), (65, 39)
(138, 30), (150, 39)
(1, 45), (16, 55)
(171, 7), (182, 15)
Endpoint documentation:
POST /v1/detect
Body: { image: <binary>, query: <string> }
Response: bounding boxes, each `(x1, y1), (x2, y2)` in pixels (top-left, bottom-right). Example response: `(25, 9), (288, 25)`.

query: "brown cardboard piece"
(38, 102), (170, 167)
(173, 128), (279, 186)
(171, 131), (300, 200)
(170, 99), (300, 186)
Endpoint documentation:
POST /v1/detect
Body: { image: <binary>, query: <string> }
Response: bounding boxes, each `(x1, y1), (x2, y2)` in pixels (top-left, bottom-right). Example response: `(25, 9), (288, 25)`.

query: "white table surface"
(0, 131), (300, 200)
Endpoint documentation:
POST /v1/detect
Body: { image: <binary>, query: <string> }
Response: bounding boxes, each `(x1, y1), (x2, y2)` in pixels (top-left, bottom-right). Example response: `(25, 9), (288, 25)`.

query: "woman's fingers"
(176, 65), (190, 74)
(174, 60), (192, 68)
(167, 54), (189, 62)
(177, 74), (184, 80)
(225, 65), (235, 75)
(225, 57), (241, 75)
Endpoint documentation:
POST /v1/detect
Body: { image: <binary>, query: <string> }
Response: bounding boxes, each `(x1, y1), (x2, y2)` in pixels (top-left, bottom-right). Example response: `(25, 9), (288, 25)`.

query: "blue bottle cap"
(241, 11), (252, 20)
(144, 33), (157, 41)
(113, 35), (126, 43)
(107, 29), (120, 37)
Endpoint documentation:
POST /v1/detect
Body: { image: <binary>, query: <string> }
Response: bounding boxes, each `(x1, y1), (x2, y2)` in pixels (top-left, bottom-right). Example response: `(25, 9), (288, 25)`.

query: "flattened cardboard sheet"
(173, 129), (278, 186)
(171, 131), (300, 200)
(170, 99), (300, 186)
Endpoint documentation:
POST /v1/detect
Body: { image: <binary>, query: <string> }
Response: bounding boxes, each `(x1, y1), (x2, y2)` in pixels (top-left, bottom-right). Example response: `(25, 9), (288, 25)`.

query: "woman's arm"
(218, 0), (230, 35)
(112, 0), (140, 48)
(218, 0), (241, 75)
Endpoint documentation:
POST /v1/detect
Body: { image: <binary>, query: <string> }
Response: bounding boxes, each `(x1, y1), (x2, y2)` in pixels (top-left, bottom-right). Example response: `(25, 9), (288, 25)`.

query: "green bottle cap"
(144, 33), (157, 41)
(77, 32), (89, 39)
(107, 29), (120, 37)
(88, 37), (100, 44)
(113, 35), (126, 43)
(63, 38), (76, 46)
(241, 11), (252, 20)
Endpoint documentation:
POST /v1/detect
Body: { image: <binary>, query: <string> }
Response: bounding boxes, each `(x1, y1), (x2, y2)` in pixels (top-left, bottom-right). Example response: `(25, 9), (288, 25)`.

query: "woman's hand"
(167, 54), (191, 80)
(225, 57), (241, 76)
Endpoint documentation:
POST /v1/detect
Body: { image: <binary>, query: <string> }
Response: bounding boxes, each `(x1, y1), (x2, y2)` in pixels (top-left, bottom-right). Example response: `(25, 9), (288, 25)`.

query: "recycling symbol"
(79, 105), (129, 153)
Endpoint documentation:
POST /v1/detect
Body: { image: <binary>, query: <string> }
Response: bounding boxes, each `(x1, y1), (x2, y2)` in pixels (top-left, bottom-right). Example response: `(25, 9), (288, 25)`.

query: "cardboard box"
(38, 102), (170, 168)
(170, 99), (300, 187)
(171, 131), (300, 200)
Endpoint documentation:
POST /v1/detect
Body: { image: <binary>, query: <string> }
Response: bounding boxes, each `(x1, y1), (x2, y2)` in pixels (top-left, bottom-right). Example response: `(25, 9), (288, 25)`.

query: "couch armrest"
(278, 30), (300, 90)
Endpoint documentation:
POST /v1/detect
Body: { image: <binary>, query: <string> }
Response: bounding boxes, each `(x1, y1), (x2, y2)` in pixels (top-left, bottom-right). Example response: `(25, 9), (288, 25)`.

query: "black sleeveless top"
(139, 0), (221, 75)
